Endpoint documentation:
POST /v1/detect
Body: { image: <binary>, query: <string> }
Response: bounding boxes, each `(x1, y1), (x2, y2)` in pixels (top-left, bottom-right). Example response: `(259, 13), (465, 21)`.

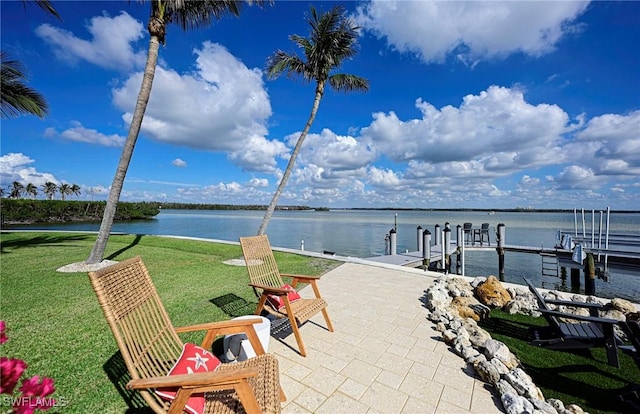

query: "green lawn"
(0, 232), (340, 413)
(480, 309), (640, 414)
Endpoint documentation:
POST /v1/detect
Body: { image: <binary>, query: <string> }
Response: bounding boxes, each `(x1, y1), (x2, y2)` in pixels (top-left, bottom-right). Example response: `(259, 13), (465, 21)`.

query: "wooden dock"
(364, 243), (640, 269)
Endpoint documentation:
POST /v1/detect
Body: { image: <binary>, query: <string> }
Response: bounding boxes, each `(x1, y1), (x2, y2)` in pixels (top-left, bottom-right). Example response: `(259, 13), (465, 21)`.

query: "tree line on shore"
(1, 199), (160, 225)
(1, 180), (82, 201)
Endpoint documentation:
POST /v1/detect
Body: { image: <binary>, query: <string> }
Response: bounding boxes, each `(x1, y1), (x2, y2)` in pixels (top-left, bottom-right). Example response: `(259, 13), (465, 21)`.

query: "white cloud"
(559, 110), (640, 178)
(246, 177), (268, 188)
(577, 111), (640, 173)
(361, 86), (569, 171)
(549, 165), (603, 190)
(36, 11), (146, 71)
(0, 153), (59, 187)
(520, 175), (541, 186)
(292, 129), (377, 172)
(368, 166), (403, 190)
(113, 41), (287, 172)
(355, 1), (590, 64)
(172, 158), (187, 168)
(45, 121), (125, 147)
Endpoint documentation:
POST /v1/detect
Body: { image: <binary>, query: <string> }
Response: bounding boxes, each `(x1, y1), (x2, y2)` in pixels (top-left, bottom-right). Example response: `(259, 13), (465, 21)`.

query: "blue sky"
(1, 1), (639, 209)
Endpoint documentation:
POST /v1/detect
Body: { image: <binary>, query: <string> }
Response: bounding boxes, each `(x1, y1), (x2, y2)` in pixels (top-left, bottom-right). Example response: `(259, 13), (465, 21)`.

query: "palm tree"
(42, 181), (57, 200)
(9, 181), (25, 199)
(1, 51), (49, 119)
(257, 5), (369, 235)
(23, 0), (60, 19)
(1, 2), (59, 119)
(25, 183), (38, 199)
(70, 183), (81, 198)
(59, 183), (72, 200)
(86, 0), (256, 264)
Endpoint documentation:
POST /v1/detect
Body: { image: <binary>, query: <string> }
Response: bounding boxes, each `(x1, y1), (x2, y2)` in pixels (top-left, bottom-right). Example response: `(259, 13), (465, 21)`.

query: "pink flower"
(1, 356), (27, 394)
(19, 376), (55, 398)
(0, 320), (7, 344)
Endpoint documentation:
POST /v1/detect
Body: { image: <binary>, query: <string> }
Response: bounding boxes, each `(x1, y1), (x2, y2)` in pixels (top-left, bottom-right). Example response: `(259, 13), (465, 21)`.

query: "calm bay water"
(8, 209), (640, 301)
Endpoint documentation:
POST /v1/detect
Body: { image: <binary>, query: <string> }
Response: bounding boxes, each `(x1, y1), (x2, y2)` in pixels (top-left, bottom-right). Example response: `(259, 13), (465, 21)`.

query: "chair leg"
(322, 308), (334, 332)
(603, 324), (620, 368)
(289, 315), (306, 357)
(282, 297), (307, 357)
(235, 379), (261, 414)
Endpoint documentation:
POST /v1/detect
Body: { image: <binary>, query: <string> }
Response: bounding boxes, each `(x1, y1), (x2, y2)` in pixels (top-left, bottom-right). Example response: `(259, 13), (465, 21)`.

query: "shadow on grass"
(482, 310), (640, 414)
(106, 234), (143, 261)
(0, 233), (94, 253)
(523, 362), (637, 414)
(479, 314), (537, 342)
(209, 293), (257, 318)
(103, 351), (153, 414)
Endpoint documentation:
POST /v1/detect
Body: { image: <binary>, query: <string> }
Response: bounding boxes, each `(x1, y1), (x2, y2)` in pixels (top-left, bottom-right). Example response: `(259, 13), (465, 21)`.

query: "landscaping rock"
(452, 296), (483, 321)
(476, 275), (512, 307)
(482, 339), (519, 369)
(504, 367), (544, 400)
(446, 277), (474, 297)
(423, 274), (590, 414)
(611, 297), (637, 314)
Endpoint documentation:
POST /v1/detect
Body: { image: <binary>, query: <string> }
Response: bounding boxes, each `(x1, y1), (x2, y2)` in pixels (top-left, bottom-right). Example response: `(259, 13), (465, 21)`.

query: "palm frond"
(1, 51), (49, 119)
(22, 0), (61, 19)
(328, 74), (369, 94)
(266, 4), (367, 88)
(265, 51), (309, 82)
(166, 0), (241, 30)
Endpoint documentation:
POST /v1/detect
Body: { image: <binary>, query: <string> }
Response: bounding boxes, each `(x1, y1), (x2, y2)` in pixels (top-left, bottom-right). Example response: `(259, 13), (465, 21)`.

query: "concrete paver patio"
(266, 262), (505, 413)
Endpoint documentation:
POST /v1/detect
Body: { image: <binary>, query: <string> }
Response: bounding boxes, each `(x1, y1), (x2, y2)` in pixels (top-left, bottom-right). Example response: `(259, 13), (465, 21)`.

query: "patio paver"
(265, 262), (505, 414)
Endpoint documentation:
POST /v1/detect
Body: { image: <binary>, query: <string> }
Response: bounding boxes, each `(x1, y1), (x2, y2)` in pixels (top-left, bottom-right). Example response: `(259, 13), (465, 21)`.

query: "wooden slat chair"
(89, 256), (284, 414)
(239, 235), (334, 357)
(523, 277), (621, 368)
(463, 223), (473, 245)
(617, 315), (640, 410)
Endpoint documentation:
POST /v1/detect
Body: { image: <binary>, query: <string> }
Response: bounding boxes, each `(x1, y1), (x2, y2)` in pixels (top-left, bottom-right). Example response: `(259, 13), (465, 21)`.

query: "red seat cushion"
(156, 343), (222, 414)
(267, 284), (301, 311)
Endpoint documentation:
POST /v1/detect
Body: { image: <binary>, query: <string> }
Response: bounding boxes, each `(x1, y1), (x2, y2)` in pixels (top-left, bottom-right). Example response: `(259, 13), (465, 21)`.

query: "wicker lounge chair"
(524, 277), (621, 368)
(88, 256), (284, 414)
(239, 235), (334, 357)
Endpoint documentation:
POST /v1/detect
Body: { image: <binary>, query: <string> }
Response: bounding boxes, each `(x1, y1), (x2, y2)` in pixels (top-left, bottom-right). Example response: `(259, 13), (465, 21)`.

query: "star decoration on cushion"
(187, 352), (210, 371)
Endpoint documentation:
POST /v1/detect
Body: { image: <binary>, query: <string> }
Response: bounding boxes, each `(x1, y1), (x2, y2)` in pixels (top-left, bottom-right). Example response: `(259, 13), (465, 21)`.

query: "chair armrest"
(175, 318), (265, 334)
(248, 283), (290, 295)
(281, 273), (321, 281)
(175, 318), (266, 353)
(126, 367), (259, 390)
(543, 299), (604, 309)
(538, 309), (619, 325)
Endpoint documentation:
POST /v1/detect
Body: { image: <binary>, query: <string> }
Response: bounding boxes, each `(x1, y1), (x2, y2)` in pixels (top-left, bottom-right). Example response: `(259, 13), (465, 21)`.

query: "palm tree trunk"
(85, 35), (160, 264)
(257, 82), (325, 235)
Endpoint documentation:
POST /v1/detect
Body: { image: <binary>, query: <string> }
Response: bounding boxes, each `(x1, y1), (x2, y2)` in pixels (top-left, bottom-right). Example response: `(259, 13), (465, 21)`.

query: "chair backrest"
(481, 223), (490, 231)
(463, 223), (472, 231)
(239, 235), (285, 290)
(89, 256), (182, 412)
(523, 278), (561, 329)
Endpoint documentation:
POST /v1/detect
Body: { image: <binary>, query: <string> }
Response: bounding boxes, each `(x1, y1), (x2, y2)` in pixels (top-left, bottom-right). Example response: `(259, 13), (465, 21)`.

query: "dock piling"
(389, 228), (397, 256)
(444, 225), (451, 274)
(585, 252), (596, 295)
(416, 226), (423, 253)
(497, 223), (506, 281)
(456, 225), (463, 275)
(423, 229), (431, 270)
